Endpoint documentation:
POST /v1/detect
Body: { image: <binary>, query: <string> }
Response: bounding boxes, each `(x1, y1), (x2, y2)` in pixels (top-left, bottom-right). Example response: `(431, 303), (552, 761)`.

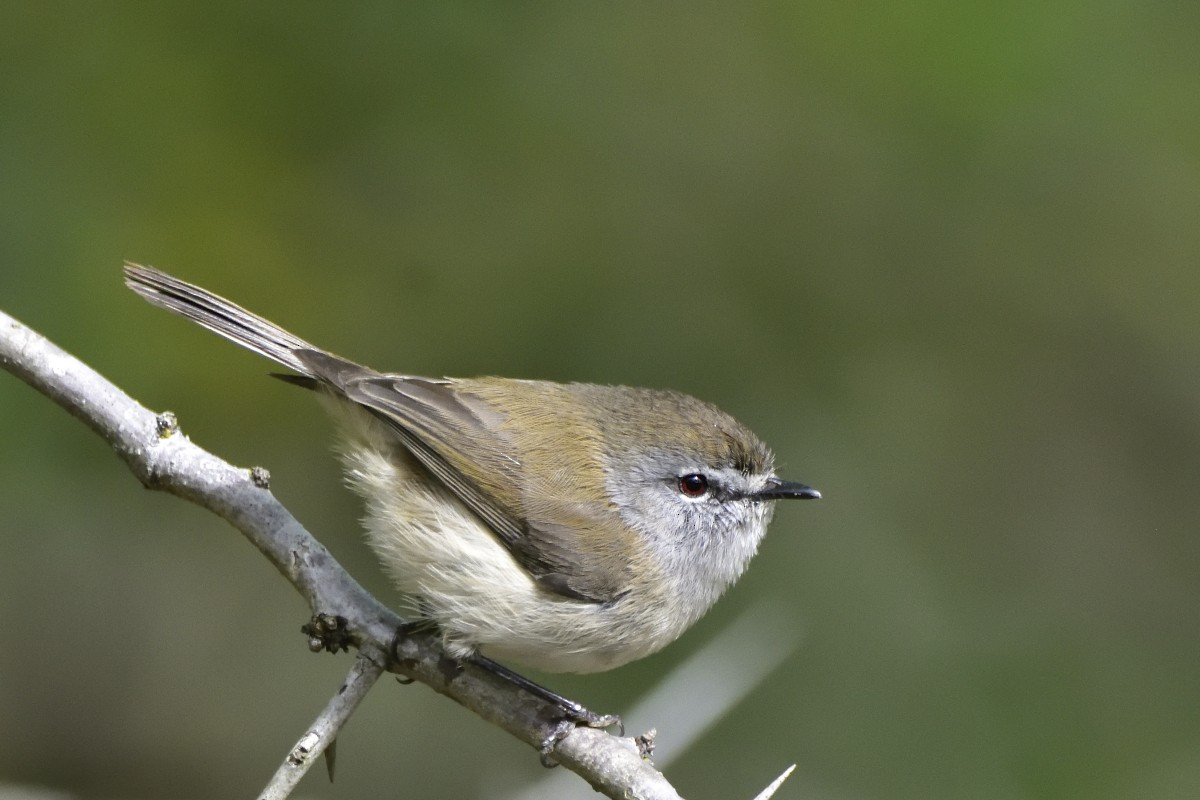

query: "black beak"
(756, 477), (821, 500)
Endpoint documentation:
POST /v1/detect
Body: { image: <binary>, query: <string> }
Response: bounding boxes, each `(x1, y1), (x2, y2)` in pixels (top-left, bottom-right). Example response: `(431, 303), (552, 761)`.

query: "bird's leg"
(468, 653), (624, 765)
(387, 621), (623, 765)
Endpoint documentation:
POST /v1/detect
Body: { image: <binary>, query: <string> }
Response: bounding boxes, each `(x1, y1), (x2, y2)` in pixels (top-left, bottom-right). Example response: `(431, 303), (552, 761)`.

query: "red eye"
(678, 474), (709, 498)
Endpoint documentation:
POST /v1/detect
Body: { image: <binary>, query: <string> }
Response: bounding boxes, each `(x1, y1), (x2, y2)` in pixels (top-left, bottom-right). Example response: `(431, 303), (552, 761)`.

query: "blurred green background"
(2, 3), (1198, 799)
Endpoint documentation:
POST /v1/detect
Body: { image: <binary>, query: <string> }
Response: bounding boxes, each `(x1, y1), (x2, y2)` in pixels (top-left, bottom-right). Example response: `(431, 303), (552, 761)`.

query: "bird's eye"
(678, 473), (709, 498)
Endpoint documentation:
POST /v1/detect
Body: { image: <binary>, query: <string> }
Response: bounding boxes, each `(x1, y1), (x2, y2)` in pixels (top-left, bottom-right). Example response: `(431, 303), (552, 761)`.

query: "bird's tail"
(123, 262), (318, 376)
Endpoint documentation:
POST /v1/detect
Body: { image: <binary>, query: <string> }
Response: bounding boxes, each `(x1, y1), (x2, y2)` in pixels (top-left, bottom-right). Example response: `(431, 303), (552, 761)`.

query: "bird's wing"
(295, 350), (624, 603)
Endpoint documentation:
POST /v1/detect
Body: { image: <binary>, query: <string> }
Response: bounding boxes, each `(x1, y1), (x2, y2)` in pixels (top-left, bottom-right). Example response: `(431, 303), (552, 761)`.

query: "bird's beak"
(756, 477), (821, 500)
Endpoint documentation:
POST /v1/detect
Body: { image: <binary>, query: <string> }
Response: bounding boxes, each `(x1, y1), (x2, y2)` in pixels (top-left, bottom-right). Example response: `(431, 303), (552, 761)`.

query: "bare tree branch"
(0, 308), (683, 800)
(259, 652), (385, 799)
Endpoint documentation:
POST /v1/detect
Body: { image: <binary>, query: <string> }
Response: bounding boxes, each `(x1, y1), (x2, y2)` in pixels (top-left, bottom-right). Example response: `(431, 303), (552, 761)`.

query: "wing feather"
(293, 350), (620, 603)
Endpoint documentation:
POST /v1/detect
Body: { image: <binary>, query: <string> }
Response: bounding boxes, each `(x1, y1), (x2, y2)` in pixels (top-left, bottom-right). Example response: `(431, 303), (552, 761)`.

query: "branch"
(0, 309), (682, 800)
(260, 652), (385, 799)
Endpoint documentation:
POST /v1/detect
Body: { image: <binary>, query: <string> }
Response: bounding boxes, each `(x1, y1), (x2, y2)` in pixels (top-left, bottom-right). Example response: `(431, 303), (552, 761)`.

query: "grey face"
(605, 448), (780, 610)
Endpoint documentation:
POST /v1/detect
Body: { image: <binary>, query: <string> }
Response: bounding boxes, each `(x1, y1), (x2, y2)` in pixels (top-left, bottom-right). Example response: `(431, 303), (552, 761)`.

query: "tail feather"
(123, 262), (317, 376)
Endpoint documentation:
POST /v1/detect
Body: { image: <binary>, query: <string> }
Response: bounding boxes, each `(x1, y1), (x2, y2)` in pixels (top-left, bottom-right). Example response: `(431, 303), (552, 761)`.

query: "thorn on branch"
(324, 738), (338, 783)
